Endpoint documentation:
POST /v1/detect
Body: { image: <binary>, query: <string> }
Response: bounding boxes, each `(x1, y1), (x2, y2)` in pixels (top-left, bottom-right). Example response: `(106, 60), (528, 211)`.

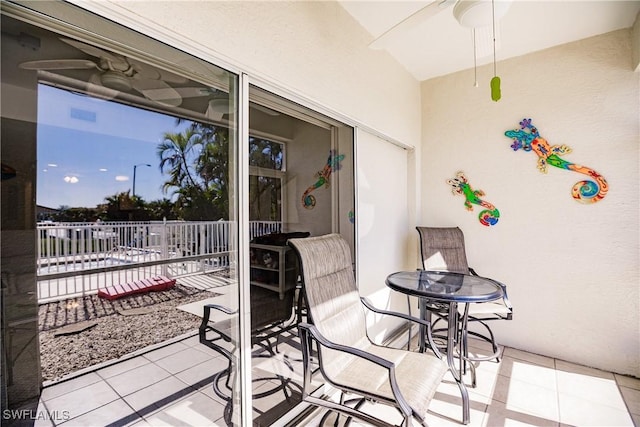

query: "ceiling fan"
(20, 36), (281, 120)
(368, 0), (512, 50)
(19, 37), (188, 107)
(171, 86), (281, 120)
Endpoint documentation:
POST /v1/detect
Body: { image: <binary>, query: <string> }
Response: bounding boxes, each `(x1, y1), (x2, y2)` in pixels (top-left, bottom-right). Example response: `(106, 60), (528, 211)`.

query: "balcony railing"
(37, 220), (282, 303)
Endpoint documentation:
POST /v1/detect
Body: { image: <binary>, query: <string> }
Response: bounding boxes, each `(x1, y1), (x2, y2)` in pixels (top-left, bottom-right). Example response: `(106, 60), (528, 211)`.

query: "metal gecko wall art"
(301, 149), (345, 209)
(505, 118), (608, 204)
(447, 171), (500, 226)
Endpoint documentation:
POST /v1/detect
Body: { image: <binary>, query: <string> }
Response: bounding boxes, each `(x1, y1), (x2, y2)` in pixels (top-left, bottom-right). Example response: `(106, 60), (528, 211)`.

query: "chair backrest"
(288, 234), (369, 351)
(416, 226), (470, 274)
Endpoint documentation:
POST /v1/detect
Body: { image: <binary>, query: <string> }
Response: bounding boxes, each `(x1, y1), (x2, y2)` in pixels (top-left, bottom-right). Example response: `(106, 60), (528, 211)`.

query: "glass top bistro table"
(385, 270), (504, 425)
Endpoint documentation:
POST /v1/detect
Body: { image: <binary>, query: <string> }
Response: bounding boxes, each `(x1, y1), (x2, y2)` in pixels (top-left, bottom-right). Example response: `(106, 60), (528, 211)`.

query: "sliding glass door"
(1, 3), (356, 425)
(1, 2), (245, 422)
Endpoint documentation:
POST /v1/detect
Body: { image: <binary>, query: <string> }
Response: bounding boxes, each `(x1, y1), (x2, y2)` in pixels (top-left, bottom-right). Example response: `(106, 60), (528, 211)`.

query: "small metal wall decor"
(447, 171), (500, 226)
(301, 149), (345, 209)
(504, 118), (608, 204)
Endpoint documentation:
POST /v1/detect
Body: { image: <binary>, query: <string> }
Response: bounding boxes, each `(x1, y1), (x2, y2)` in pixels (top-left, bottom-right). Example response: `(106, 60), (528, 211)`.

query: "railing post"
(161, 218), (168, 277)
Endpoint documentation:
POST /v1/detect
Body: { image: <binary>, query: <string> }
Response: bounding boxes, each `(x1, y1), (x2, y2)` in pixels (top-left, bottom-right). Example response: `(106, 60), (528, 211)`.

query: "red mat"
(98, 275), (176, 300)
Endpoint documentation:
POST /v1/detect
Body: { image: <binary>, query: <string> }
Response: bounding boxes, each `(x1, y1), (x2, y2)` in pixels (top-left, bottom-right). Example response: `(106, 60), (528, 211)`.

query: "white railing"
(37, 220), (282, 302)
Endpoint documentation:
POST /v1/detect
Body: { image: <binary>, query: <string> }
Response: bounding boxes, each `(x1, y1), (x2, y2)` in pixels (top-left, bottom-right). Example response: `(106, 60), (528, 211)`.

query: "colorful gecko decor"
(447, 171), (500, 226)
(301, 149), (345, 209)
(504, 118), (608, 204)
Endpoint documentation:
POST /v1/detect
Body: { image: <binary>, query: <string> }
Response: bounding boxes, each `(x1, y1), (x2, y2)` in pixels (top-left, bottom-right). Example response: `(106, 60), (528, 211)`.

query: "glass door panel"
(247, 85), (355, 424)
(1, 4), (243, 424)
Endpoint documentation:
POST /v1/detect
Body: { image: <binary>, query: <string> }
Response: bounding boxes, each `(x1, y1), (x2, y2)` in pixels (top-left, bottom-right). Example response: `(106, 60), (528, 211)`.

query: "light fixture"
(208, 95), (230, 114)
(453, 0), (512, 28)
(100, 70), (132, 92)
(454, 0), (510, 101)
(132, 163), (151, 198)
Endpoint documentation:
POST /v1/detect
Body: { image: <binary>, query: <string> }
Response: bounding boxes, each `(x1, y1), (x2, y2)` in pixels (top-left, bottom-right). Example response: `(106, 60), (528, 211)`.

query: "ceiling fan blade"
(368, 0), (452, 50)
(60, 37), (125, 63)
(19, 59), (98, 70)
(128, 58), (189, 84)
(250, 103), (280, 117)
(131, 79), (182, 107)
(171, 86), (216, 99)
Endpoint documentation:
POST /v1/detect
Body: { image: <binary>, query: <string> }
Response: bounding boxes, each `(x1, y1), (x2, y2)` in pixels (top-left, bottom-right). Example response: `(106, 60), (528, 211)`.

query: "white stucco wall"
(421, 30), (639, 377)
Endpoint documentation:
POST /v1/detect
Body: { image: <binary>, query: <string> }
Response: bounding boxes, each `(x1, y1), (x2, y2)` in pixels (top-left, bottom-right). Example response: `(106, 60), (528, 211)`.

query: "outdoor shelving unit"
(249, 243), (298, 300)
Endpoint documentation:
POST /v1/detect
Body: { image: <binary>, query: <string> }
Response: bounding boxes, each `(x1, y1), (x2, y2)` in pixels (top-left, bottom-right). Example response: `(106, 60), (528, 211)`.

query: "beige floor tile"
(616, 373), (640, 391)
(142, 341), (190, 362)
(467, 366), (502, 403)
(502, 347), (555, 369)
(555, 359), (615, 380)
(44, 380), (121, 421)
(436, 368), (497, 406)
(104, 363), (171, 397)
(558, 392), (635, 426)
(498, 356), (558, 391)
(619, 385), (640, 416)
(40, 371), (103, 400)
(175, 358), (229, 390)
(35, 333), (638, 427)
(123, 376), (196, 413)
(152, 346), (213, 375)
(32, 400), (57, 427)
(491, 375), (560, 422)
(483, 399), (559, 426)
(427, 390), (488, 427)
(466, 336), (504, 357)
(142, 391), (226, 426)
(57, 399), (138, 427)
(556, 362), (625, 408)
(94, 355), (150, 379)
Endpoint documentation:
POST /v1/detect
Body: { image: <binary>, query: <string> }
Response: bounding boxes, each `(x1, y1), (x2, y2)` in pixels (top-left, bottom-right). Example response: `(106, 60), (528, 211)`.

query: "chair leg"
(406, 295), (412, 350)
(466, 319), (502, 362)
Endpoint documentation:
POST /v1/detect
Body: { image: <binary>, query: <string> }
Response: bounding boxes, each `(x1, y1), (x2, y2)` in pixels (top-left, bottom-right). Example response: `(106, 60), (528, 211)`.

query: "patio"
(1, 1), (638, 425)
(33, 328), (639, 426)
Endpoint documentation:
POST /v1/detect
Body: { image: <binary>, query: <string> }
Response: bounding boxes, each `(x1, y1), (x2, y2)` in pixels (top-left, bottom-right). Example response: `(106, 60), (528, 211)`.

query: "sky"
(37, 84), (191, 209)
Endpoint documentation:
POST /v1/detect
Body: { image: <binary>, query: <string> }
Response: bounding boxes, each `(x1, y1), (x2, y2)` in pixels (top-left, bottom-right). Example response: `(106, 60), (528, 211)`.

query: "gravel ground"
(38, 283), (215, 382)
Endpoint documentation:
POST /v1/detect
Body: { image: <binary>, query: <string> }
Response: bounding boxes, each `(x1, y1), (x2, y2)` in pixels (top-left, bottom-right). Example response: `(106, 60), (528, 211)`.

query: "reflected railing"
(36, 220), (281, 303)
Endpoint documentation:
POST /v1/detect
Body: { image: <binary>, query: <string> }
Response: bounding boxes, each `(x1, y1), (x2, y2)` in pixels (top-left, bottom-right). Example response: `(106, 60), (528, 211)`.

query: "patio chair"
(415, 226), (512, 366)
(288, 233), (448, 427)
(198, 286), (299, 425)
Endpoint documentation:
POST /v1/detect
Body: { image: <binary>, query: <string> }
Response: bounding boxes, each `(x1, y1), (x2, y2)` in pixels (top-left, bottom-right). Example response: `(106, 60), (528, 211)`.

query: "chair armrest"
(361, 297), (430, 329)
(203, 303), (237, 318)
(360, 297), (443, 359)
(199, 303), (237, 344)
(490, 279), (513, 316)
(298, 322), (393, 369)
(297, 322), (413, 416)
(472, 275), (513, 317)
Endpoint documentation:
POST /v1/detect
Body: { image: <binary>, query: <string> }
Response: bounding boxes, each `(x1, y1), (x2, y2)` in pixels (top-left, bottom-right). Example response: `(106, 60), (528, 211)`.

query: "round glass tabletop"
(385, 270), (503, 303)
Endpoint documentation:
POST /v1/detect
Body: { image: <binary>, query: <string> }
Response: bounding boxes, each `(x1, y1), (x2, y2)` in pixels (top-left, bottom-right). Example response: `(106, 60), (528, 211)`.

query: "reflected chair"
(288, 233), (448, 427)
(199, 286), (299, 425)
(415, 226), (512, 367)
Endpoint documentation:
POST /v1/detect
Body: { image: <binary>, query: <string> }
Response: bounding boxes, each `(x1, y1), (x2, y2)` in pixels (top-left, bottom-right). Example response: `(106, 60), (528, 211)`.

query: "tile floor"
(32, 330), (640, 427)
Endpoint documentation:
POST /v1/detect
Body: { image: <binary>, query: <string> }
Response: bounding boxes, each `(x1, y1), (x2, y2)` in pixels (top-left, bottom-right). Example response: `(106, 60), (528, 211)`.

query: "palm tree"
(157, 128), (203, 194)
(158, 123), (230, 220)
